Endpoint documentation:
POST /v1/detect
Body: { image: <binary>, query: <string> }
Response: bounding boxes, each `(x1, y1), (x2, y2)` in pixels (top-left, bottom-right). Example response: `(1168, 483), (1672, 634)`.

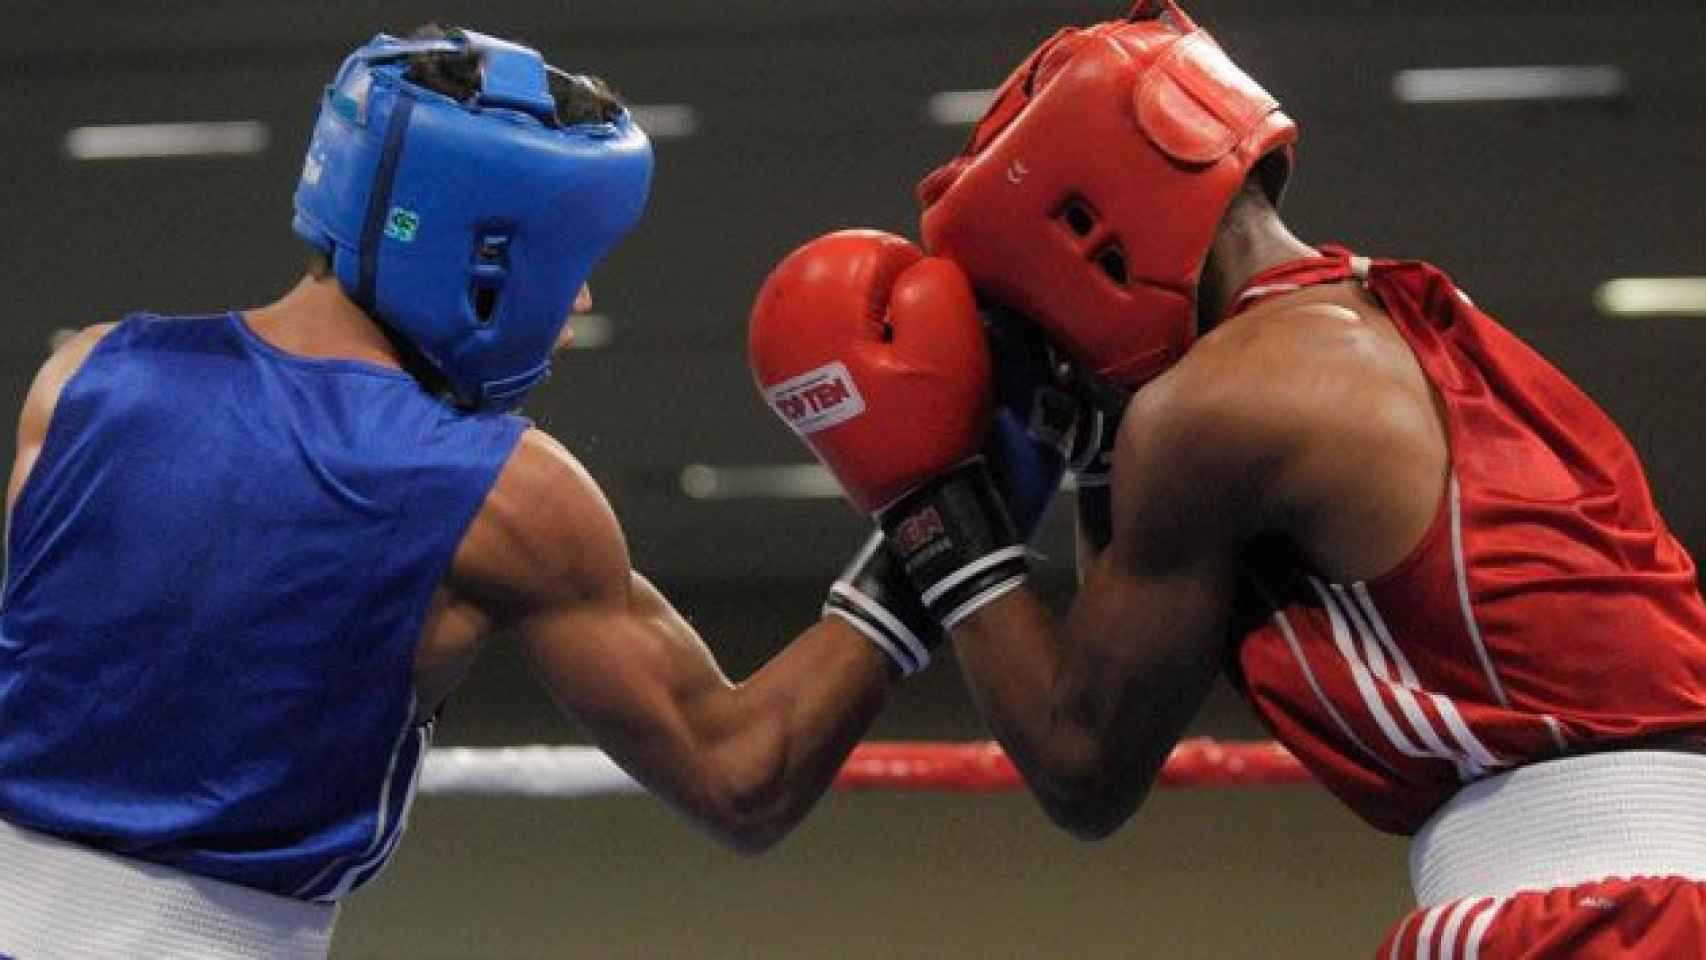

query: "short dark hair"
(404, 23), (626, 127)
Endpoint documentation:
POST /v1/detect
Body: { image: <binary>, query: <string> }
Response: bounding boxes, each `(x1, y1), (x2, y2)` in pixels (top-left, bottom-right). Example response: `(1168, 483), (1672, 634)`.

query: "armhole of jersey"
(1361, 468), (1454, 591)
(6, 322), (129, 580)
(1357, 274), (1458, 591)
(397, 416), (530, 678)
(435, 417), (530, 592)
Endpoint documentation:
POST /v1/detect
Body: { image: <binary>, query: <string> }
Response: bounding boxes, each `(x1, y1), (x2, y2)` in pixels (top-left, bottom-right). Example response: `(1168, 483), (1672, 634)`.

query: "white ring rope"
(422, 747), (645, 797)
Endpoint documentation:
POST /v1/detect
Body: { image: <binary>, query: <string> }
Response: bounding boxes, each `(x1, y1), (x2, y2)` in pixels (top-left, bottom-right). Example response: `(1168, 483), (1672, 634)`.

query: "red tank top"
(1232, 248), (1706, 834)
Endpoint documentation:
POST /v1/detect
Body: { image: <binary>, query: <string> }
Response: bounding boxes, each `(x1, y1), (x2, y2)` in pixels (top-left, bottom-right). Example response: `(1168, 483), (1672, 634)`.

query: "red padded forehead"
(918, 13), (1190, 208)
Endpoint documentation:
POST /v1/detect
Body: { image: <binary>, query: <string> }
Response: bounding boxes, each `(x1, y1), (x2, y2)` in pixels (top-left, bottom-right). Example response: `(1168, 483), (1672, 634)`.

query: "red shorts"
(1377, 877), (1706, 959)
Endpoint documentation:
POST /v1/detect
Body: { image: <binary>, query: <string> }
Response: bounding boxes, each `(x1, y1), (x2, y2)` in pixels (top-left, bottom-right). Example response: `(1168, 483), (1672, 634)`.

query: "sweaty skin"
(8, 277), (892, 854)
(951, 268), (1452, 838)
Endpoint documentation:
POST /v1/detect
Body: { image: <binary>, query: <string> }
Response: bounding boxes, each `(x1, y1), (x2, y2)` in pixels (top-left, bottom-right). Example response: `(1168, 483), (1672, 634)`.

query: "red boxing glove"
(748, 230), (991, 514)
(753, 231), (1029, 649)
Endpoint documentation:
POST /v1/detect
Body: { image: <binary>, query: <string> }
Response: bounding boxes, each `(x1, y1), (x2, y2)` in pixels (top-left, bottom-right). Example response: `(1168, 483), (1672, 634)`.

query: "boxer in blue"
(0, 28), (891, 958)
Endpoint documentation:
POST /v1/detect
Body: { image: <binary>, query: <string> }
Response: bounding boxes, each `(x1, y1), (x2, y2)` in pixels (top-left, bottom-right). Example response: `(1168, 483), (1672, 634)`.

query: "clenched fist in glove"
(750, 230), (1029, 674)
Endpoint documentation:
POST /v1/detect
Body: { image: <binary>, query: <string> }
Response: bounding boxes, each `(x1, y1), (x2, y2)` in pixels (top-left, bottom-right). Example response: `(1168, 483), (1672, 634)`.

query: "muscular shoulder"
(23, 323), (118, 426)
(1116, 309), (1324, 526)
(1172, 298), (1397, 424)
(448, 427), (631, 622)
(1119, 293), (1439, 545)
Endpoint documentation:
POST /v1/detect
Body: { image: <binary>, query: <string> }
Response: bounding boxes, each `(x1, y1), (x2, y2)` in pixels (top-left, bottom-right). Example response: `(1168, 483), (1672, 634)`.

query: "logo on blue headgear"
(292, 30), (654, 412)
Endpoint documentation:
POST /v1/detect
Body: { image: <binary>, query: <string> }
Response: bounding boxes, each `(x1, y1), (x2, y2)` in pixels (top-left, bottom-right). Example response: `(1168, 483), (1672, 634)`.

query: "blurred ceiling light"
(64, 121), (270, 160)
(1392, 65), (1626, 104)
(1595, 279), (1706, 319)
(679, 463), (842, 501)
(628, 104), (698, 139)
(926, 89), (997, 125)
(567, 313), (613, 350)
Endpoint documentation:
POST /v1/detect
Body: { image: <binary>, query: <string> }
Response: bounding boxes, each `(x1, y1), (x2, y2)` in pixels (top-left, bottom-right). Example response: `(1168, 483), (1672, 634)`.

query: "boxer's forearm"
(949, 587), (1075, 771)
(951, 587), (1146, 839)
(521, 572), (889, 855)
(691, 617), (891, 852)
(953, 558), (1226, 839)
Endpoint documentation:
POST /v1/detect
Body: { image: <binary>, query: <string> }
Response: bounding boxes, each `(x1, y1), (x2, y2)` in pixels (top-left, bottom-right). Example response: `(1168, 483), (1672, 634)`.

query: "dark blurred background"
(4, 1), (1703, 956)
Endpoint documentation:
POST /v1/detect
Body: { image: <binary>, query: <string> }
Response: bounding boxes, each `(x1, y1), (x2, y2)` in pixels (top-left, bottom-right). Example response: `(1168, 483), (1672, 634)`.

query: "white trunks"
(0, 818), (336, 959)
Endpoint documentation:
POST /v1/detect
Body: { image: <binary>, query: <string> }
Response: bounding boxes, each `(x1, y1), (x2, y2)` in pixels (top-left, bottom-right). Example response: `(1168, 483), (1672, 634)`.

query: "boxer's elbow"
(1029, 742), (1152, 841)
(1037, 777), (1146, 841)
(683, 777), (788, 854)
(694, 729), (797, 855)
(704, 807), (788, 856)
(708, 763), (795, 855)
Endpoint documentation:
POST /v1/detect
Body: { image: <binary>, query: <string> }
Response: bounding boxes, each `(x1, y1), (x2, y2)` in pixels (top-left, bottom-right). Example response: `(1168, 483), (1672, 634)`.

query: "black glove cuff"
(877, 459), (1028, 629)
(1066, 371), (1128, 553)
(824, 533), (942, 678)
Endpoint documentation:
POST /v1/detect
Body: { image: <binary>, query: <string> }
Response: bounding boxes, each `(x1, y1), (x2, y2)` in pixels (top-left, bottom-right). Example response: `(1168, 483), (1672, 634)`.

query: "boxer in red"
(750, 2), (1706, 956)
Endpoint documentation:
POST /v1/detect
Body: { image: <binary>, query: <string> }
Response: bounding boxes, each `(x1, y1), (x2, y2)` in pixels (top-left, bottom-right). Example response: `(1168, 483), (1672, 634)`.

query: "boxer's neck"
(243, 275), (407, 371)
(1200, 193), (1316, 328)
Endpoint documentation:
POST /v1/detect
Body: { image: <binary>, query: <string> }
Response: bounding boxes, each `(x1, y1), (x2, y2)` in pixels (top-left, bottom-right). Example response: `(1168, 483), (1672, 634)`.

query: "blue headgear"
(292, 30), (653, 411)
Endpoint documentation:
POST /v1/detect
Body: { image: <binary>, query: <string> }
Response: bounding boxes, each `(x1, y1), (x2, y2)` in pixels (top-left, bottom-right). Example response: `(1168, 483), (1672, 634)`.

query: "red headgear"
(918, 0), (1296, 389)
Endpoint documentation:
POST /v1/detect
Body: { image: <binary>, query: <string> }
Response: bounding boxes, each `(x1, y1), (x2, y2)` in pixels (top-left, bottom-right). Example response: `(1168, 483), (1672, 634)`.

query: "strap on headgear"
(1125, 0), (1196, 28)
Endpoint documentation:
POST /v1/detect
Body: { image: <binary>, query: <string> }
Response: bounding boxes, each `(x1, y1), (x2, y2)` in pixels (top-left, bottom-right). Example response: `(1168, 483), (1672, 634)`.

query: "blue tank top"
(0, 312), (526, 900)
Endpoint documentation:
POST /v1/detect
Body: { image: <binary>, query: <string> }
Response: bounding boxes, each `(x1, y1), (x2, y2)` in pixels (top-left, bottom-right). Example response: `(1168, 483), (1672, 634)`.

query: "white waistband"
(1410, 751), (1706, 908)
(0, 818), (337, 960)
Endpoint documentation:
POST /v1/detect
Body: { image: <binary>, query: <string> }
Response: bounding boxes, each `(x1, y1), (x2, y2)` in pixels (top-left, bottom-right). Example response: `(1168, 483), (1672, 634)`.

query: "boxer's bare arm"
(952, 297), (1447, 838)
(953, 376), (1270, 838)
(453, 429), (891, 853)
(7, 324), (116, 510)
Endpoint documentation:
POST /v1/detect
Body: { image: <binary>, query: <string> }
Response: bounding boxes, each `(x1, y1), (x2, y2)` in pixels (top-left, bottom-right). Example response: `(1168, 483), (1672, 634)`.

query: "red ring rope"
(418, 738), (1312, 797)
(833, 738), (1309, 792)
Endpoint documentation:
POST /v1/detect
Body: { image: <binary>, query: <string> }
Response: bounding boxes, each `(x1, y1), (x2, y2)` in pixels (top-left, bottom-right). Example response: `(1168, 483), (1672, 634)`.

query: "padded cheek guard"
(918, 0), (1296, 390)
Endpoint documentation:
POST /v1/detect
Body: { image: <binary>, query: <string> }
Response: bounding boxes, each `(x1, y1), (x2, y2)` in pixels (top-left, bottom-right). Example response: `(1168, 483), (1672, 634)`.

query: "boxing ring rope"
(419, 738), (1311, 797)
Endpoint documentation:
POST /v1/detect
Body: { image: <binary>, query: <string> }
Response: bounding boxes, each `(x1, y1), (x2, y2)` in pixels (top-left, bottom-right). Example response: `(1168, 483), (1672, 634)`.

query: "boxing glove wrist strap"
(877, 459), (1028, 630)
(823, 532), (943, 678)
(1067, 378), (1127, 553)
